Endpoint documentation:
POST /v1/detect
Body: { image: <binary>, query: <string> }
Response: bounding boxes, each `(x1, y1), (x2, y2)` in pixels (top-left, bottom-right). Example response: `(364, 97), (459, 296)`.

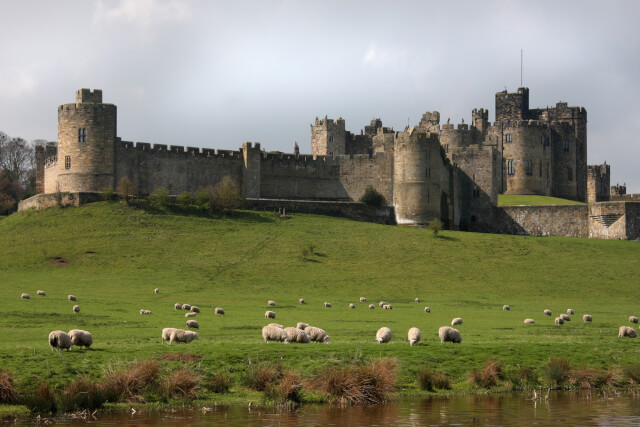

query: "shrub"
(265, 371), (303, 404)
(207, 177), (244, 214)
(470, 359), (502, 388)
(517, 365), (538, 386)
(301, 246), (310, 261)
(22, 382), (57, 413)
(203, 372), (231, 394)
(427, 218), (444, 236)
(149, 187), (170, 208)
(159, 367), (200, 400)
(417, 366), (450, 391)
(359, 186), (387, 208)
(0, 370), (18, 404)
(116, 177), (137, 202)
(101, 188), (114, 201)
(546, 357), (571, 385)
(176, 191), (193, 207)
(194, 188), (209, 207)
(58, 376), (107, 412)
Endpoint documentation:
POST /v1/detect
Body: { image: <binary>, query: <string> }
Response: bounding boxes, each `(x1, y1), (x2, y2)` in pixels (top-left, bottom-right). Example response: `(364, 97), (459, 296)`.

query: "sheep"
(154, 288), (159, 294)
(268, 323), (284, 329)
(503, 305), (510, 311)
(262, 325), (289, 343)
(379, 301), (386, 308)
(72, 305), (80, 314)
(174, 303), (182, 310)
(182, 304), (191, 311)
(451, 317), (463, 326)
(567, 309), (575, 315)
(296, 322), (309, 330)
(265, 310), (276, 319)
(185, 312), (196, 318)
(424, 307), (431, 313)
(190, 306), (200, 313)
(383, 304), (393, 310)
(284, 327), (311, 344)
(349, 303), (355, 309)
(369, 304), (375, 309)
(360, 297), (367, 302)
(619, 326), (637, 338)
(140, 309), (152, 315)
(555, 317), (564, 325)
(186, 320), (199, 329)
(583, 314), (592, 322)
(299, 298), (305, 304)
(415, 298), (421, 303)
(630, 316), (639, 324)
(68, 295), (77, 301)
(215, 307), (225, 315)
(544, 309), (552, 316)
(162, 327), (177, 344)
(68, 329), (93, 349)
(37, 290), (46, 296)
(21, 293), (30, 299)
(268, 300), (276, 306)
(408, 327), (421, 346)
(560, 314), (571, 321)
(305, 326), (330, 344)
(324, 302), (332, 308)
(49, 330), (72, 351)
(376, 327), (392, 344)
(169, 329), (199, 344)
(524, 318), (535, 324)
(438, 326), (462, 344)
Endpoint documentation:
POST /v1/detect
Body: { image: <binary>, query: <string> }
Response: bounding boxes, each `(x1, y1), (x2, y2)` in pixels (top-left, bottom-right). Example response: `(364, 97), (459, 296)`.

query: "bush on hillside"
(359, 186), (387, 208)
(427, 218), (443, 236)
(207, 177), (244, 214)
(149, 187), (170, 208)
(116, 177), (137, 203)
(176, 191), (193, 207)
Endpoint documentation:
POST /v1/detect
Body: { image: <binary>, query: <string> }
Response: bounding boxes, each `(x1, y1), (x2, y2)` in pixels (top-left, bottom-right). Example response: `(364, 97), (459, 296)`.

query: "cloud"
(0, 70), (37, 98)
(94, 0), (193, 28)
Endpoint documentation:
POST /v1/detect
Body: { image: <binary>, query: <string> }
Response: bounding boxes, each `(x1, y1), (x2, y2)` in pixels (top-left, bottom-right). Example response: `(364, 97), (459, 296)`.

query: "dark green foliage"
(427, 218), (444, 236)
(176, 191), (193, 207)
(149, 187), (170, 208)
(417, 366), (450, 391)
(100, 187), (114, 201)
(21, 382), (57, 413)
(208, 177), (244, 214)
(203, 372), (231, 394)
(359, 186), (387, 208)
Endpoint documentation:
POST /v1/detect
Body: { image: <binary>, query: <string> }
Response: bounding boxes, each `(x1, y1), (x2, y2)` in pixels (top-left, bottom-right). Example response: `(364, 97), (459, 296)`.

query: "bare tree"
(0, 134), (35, 196)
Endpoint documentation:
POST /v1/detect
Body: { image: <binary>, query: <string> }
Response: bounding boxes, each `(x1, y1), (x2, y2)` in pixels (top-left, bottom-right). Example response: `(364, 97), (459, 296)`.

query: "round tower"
(49, 89), (117, 193)
(501, 121), (551, 196)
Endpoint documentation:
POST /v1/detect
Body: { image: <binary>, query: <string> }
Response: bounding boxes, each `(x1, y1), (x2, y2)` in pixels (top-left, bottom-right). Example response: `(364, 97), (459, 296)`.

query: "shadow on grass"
(314, 252), (329, 258)
(303, 259), (321, 263)
(435, 235), (459, 242)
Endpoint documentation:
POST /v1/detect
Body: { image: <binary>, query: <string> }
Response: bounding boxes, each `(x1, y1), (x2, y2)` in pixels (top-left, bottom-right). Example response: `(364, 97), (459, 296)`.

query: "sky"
(1, 0), (639, 191)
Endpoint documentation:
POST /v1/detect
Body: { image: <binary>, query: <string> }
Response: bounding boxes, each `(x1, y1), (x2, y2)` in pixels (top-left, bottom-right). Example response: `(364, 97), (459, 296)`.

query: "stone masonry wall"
(494, 204), (589, 237)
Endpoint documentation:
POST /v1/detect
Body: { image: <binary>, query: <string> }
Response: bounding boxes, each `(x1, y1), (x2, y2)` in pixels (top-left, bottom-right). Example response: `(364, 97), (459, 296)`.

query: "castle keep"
(25, 88), (639, 240)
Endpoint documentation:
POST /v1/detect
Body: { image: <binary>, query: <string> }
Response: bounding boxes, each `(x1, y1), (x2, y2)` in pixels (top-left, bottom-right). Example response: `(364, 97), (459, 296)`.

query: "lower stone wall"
(493, 205), (589, 237)
(246, 198), (395, 225)
(18, 192), (103, 211)
(589, 201), (640, 240)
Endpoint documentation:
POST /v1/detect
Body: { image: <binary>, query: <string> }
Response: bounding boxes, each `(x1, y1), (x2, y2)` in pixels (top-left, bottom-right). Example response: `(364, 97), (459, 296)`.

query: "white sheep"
(186, 320), (199, 329)
(379, 301), (386, 308)
(360, 297), (367, 302)
(305, 326), (330, 343)
(68, 329), (93, 349)
(567, 309), (575, 315)
(560, 314), (571, 321)
(555, 317), (564, 325)
(349, 303), (355, 309)
(438, 326), (462, 343)
(524, 318), (535, 324)
(140, 309), (152, 315)
(296, 322), (309, 330)
(154, 288), (159, 294)
(630, 316), (639, 324)
(162, 327), (178, 344)
(174, 303), (182, 310)
(408, 327), (421, 346)
(268, 323), (284, 329)
(299, 298), (306, 304)
(376, 327), (392, 343)
(383, 304), (393, 310)
(324, 302), (332, 308)
(415, 298), (421, 303)
(49, 330), (72, 351)
(68, 295), (77, 301)
(185, 312), (196, 318)
(262, 325), (289, 343)
(583, 314), (592, 322)
(215, 307), (225, 315)
(265, 310), (276, 319)
(268, 300), (276, 306)
(169, 329), (199, 344)
(451, 317), (463, 326)
(37, 290), (46, 296)
(619, 326), (637, 338)
(182, 304), (192, 311)
(424, 307), (431, 313)
(284, 327), (311, 343)
(190, 306), (200, 313)
(21, 293), (30, 299)
(73, 305), (80, 314)
(544, 309), (552, 316)
(369, 304), (375, 309)
(503, 305), (510, 311)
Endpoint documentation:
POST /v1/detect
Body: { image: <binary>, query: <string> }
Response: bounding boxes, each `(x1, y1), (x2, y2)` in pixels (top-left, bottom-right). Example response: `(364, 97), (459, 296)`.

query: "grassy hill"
(498, 194), (585, 206)
(1, 201), (639, 408)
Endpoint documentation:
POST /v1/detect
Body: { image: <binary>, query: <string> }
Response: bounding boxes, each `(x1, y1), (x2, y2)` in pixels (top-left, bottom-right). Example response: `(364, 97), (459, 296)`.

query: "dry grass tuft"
(417, 366), (450, 391)
(470, 359), (502, 388)
(58, 376), (107, 412)
(242, 362), (283, 391)
(101, 359), (161, 402)
(203, 372), (232, 394)
(546, 357), (571, 385)
(160, 367), (201, 400)
(567, 366), (616, 389)
(0, 370), (18, 404)
(21, 382), (57, 413)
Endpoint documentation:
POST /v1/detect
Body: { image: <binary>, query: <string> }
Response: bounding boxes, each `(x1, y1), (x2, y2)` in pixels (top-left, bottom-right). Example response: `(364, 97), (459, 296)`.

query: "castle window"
(473, 188), (480, 198)
(328, 135), (333, 143)
(426, 168), (431, 178)
(426, 148), (430, 159)
(563, 140), (569, 152)
(505, 133), (513, 142)
(542, 135), (549, 147)
(507, 159), (515, 175)
(567, 167), (573, 181)
(525, 160), (533, 176)
(78, 128), (86, 143)
(64, 156), (71, 169)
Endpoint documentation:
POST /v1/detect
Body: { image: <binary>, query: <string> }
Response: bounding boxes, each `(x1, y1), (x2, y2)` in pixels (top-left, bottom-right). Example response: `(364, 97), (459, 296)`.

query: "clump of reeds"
(159, 367), (200, 400)
(307, 358), (396, 405)
(21, 382), (57, 413)
(101, 358), (161, 402)
(416, 366), (450, 391)
(623, 362), (640, 384)
(0, 370), (18, 404)
(546, 357), (571, 386)
(567, 366), (616, 389)
(265, 371), (303, 405)
(58, 376), (107, 412)
(241, 362), (283, 392)
(470, 359), (502, 388)
(203, 372), (232, 394)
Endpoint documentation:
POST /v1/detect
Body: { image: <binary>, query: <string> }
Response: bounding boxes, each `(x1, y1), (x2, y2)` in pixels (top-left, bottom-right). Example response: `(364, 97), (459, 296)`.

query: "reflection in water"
(15, 392), (640, 426)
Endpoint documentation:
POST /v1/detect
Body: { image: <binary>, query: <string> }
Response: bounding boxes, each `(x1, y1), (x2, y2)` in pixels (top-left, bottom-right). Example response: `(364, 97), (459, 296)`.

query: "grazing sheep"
(555, 317), (564, 325)
(215, 307), (225, 315)
(49, 330), (72, 351)
(415, 298), (421, 303)
(186, 320), (199, 329)
(360, 297), (367, 302)
(268, 323), (284, 329)
(544, 309), (552, 316)
(451, 317), (463, 326)
(284, 327), (311, 344)
(140, 309), (152, 315)
(174, 303), (182, 310)
(324, 302), (332, 308)
(299, 298), (305, 304)
(162, 327), (178, 344)
(503, 305), (510, 311)
(438, 326), (462, 344)
(383, 304), (393, 310)
(185, 312), (196, 318)
(524, 318), (535, 324)
(169, 329), (199, 344)
(619, 326), (638, 338)
(154, 288), (159, 294)
(68, 295), (77, 301)
(349, 303), (355, 309)
(265, 310), (276, 319)
(376, 327), (392, 344)
(182, 304), (192, 311)
(37, 290), (46, 296)
(379, 301), (386, 308)
(583, 314), (592, 322)
(296, 322), (309, 330)
(630, 316), (639, 324)
(21, 293), (30, 299)
(424, 307), (431, 313)
(567, 309), (575, 315)
(369, 304), (375, 309)
(408, 327), (421, 346)
(262, 325), (289, 343)
(305, 326), (330, 344)
(68, 329), (93, 349)
(73, 305), (80, 314)
(268, 300), (276, 306)
(560, 314), (571, 321)
(190, 306), (200, 313)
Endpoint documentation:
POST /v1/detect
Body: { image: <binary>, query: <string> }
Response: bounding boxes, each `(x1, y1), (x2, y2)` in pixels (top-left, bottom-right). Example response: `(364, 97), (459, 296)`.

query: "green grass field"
(0, 201), (639, 409)
(498, 194), (585, 206)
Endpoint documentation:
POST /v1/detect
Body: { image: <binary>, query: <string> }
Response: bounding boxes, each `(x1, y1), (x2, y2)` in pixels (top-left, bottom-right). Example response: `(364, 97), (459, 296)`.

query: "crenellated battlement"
(75, 88), (102, 104)
(117, 141), (242, 159)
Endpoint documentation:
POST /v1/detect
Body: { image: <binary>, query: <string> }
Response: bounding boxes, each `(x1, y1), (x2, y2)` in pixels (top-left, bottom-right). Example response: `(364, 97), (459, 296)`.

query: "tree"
(0, 171), (20, 214)
(116, 177), (137, 203)
(149, 186), (170, 208)
(359, 186), (387, 208)
(0, 133), (35, 201)
(427, 218), (444, 236)
(207, 177), (244, 214)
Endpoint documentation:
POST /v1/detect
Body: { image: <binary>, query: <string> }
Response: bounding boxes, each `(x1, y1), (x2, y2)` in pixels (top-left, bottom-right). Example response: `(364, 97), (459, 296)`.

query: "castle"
(21, 88), (639, 240)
